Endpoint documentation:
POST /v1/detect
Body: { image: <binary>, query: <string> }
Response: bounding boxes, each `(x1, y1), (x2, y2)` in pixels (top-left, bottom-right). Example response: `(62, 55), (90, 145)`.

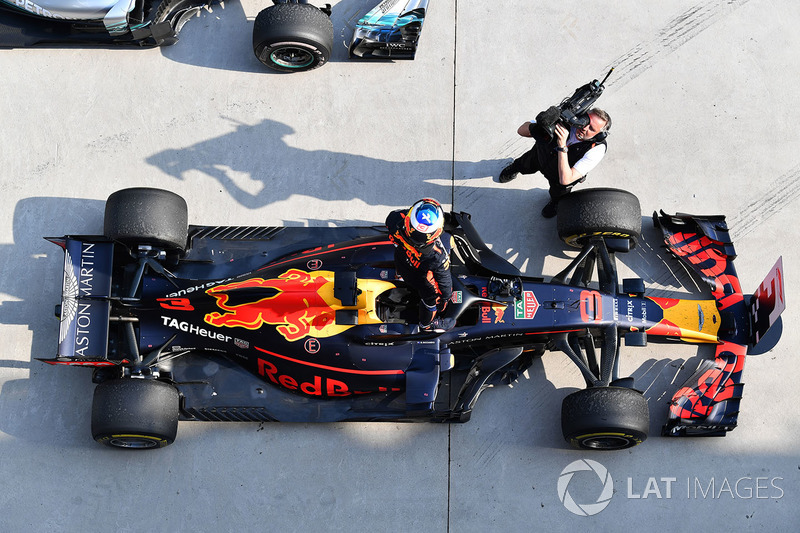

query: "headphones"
(583, 112), (611, 143)
(585, 130), (608, 143)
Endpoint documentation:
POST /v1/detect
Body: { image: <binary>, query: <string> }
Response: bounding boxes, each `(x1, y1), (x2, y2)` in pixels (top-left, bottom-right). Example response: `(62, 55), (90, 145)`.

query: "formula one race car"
(0, 0), (430, 72)
(42, 187), (784, 450)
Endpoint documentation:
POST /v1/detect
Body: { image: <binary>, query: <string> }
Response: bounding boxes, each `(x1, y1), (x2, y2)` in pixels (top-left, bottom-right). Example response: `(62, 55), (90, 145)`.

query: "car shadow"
(0, 197), (105, 447)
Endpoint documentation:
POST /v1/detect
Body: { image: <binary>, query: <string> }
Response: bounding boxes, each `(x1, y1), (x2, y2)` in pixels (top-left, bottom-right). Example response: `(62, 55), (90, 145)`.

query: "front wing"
(654, 212), (783, 437)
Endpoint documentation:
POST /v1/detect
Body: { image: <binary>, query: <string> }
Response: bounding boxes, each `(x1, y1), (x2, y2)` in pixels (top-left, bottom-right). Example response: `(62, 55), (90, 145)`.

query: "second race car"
(0, 0), (431, 72)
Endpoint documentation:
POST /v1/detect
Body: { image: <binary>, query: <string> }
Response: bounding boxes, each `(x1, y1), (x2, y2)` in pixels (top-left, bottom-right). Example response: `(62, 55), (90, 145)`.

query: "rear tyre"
(557, 188), (641, 248)
(253, 4), (333, 72)
(104, 188), (188, 252)
(561, 386), (649, 450)
(91, 379), (180, 449)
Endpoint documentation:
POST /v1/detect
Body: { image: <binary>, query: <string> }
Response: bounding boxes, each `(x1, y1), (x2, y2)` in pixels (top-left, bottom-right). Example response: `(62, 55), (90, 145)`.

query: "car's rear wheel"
(557, 188), (641, 249)
(561, 386), (649, 450)
(253, 3), (333, 72)
(104, 187), (188, 252)
(91, 379), (180, 449)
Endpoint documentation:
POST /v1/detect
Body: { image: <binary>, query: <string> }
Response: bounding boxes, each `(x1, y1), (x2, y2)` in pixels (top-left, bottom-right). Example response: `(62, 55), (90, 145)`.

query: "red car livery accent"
(205, 269), (339, 341)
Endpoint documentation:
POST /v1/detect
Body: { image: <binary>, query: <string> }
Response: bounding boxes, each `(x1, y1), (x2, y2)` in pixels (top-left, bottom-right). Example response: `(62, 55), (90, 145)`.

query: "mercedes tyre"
(253, 3), (334, 72)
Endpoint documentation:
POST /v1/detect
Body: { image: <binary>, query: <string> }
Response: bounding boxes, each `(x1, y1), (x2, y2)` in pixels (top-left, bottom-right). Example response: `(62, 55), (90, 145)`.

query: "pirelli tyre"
(253, 3), (333, 72)
(91, 379), (180, 449)
(561, 386), (650, 450)
(557, 188), (641, 249)
(104, 188), (189, 252)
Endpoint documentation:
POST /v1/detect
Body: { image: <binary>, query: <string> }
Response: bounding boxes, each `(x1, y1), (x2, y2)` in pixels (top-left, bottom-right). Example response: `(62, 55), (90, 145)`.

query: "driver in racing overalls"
(386, 199), (454, 332)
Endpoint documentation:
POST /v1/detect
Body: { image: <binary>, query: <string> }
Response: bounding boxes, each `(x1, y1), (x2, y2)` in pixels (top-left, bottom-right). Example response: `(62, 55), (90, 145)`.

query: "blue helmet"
(404, 198), (444, 246)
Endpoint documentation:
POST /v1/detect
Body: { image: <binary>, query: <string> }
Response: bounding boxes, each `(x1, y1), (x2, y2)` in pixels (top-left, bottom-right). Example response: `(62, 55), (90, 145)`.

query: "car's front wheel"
(91, 379), (180, 449)
(557, 188), (642, 249)
(253, 3), (334, 72)
(561, 386), (649, 450)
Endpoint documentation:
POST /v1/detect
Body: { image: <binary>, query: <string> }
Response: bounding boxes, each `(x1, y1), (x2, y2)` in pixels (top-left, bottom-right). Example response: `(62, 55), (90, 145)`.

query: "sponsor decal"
(307, 258), (323, 270)
(451, 291), (462, 304)
(13, 0), (65, 18)
(514, 290), (540, 320)
(304, 338), (321, 354)
(257, 358), (350, 397)
(205, 269), (343, 342)
(161, 316), (232, 343)
(63, 242), (108, 357)
(234, 338), (249, 349)
(479, 303), (491, 324)
(167, 278), (235, 299)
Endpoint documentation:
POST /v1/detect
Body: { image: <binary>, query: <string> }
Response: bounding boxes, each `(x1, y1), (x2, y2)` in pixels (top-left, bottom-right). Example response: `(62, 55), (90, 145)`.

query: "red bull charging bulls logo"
(204, 268), (394, 342)
(204, 269), (339, 342)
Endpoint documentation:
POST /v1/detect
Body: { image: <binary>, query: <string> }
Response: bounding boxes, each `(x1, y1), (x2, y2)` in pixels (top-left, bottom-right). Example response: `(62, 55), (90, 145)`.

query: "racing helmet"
(403, 198), (444, 246)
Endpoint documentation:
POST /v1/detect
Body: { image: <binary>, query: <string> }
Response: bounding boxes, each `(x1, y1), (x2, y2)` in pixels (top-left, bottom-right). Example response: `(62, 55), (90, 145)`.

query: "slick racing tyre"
(104, 188), (189, 252)
(253, 3), (334, 72)
(561, 386), (649, 450)
(557, 188), (641, 249)
(91, 379), (180, 449)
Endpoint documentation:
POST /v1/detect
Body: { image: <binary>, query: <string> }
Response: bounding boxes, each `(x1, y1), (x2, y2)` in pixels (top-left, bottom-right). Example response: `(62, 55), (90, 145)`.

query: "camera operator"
(498, 107), (611, 218)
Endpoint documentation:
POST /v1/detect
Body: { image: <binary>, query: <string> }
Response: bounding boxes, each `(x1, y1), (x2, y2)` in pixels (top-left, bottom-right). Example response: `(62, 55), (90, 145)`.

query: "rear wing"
(349, 0), (429, 59)
(654, 212), (785, 437)
(40, 237), (114, 364)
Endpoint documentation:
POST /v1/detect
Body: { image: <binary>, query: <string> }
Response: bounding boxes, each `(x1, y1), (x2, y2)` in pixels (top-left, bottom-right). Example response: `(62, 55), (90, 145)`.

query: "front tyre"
(253, 4), (333, 72)
(561, 386), (649, 450)
(557, 188), (642, 249)
(91, 379), (180, 449)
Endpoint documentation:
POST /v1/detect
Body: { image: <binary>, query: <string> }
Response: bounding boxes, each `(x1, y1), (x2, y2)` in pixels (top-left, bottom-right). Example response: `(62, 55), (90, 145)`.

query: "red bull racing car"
(43, 187), (785, 449)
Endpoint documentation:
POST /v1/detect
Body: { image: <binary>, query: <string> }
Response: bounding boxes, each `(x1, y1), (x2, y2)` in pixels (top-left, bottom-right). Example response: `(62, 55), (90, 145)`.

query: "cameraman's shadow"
(145, 117), (504, 210)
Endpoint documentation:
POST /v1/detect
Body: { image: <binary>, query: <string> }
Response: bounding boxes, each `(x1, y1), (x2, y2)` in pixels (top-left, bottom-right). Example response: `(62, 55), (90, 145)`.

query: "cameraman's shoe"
(498, 164), (519, 183)
(541, 201), (558, 218)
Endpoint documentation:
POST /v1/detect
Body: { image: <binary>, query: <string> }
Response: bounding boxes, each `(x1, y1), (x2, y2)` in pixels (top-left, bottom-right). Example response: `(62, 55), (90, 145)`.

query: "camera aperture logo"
(557, 459), (614, 516)
(557, 460), (785, 516)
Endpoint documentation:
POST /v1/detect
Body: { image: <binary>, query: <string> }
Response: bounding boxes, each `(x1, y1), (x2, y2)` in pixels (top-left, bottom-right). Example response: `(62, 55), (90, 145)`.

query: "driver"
(386, 199), (454, 332)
